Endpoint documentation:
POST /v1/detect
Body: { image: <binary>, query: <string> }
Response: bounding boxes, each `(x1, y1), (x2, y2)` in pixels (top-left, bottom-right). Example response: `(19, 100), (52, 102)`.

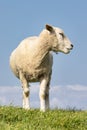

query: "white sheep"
(10, 24), (73, 112)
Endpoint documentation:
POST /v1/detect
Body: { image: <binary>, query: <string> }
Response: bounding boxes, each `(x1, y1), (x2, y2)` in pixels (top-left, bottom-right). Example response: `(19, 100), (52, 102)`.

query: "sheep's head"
(46, 24), (73, 54)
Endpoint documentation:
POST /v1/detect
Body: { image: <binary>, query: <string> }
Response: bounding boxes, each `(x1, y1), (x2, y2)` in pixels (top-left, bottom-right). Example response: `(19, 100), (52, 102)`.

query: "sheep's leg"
(19, 71), (30, 109)
(45, 72), (51, 110)
(39, 77), (50, 112)
(45, 83), (50, 110)
(22, 84), (30, 109)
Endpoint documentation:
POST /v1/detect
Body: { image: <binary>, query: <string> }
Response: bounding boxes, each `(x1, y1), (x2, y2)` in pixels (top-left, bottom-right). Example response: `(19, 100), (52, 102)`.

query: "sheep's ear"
(45, 24), (54, 32)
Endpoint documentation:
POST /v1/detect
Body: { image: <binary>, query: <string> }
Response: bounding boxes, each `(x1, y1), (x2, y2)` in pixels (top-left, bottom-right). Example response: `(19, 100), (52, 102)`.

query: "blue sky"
(0, 1), (87, 109)
(0, 85), (87, 110)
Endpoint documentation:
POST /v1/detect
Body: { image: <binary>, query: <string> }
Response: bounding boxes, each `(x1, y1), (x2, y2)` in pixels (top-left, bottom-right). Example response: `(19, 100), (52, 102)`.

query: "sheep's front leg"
(19, 71), (30, 109)
(45, 83), (50, 110)
(39, 77), (50, 112)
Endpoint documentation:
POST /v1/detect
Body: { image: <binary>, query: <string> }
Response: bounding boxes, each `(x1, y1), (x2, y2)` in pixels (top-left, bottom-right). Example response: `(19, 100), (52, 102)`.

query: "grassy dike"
(0, 106), (87, 130)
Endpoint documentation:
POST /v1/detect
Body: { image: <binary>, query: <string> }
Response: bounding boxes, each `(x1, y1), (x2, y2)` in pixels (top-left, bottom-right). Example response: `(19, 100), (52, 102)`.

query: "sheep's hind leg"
(22, 85), (30, 110)
(19, 71), (30, 109)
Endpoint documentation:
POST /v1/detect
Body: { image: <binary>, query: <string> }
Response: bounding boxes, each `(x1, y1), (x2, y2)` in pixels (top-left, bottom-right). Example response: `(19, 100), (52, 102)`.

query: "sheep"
(10, 24), (73, 112)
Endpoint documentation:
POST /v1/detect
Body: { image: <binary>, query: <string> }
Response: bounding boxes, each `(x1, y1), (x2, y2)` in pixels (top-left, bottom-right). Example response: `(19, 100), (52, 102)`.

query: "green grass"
(0, 106), (87, 130)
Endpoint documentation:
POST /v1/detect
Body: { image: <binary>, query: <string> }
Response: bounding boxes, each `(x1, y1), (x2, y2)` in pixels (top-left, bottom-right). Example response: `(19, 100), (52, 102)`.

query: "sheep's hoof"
(40, 109), (46, 112)
(23, 106), (30, 110)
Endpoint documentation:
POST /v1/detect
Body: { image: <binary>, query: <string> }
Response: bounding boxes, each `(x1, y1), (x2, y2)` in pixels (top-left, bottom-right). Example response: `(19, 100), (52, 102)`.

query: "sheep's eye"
(59, 33), (64, 38)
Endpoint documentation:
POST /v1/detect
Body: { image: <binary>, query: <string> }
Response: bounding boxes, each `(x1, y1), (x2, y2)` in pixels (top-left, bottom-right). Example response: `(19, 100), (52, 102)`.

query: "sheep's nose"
(71, 44), (73, 48)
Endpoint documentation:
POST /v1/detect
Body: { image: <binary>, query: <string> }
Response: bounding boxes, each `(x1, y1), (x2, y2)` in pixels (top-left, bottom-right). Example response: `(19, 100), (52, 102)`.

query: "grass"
(0, 106), (87, 130)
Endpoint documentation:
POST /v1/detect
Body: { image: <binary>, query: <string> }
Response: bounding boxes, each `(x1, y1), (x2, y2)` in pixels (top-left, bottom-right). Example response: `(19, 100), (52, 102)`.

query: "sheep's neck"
(33, 40), (50, 68)
(30, 31), (55, 68)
